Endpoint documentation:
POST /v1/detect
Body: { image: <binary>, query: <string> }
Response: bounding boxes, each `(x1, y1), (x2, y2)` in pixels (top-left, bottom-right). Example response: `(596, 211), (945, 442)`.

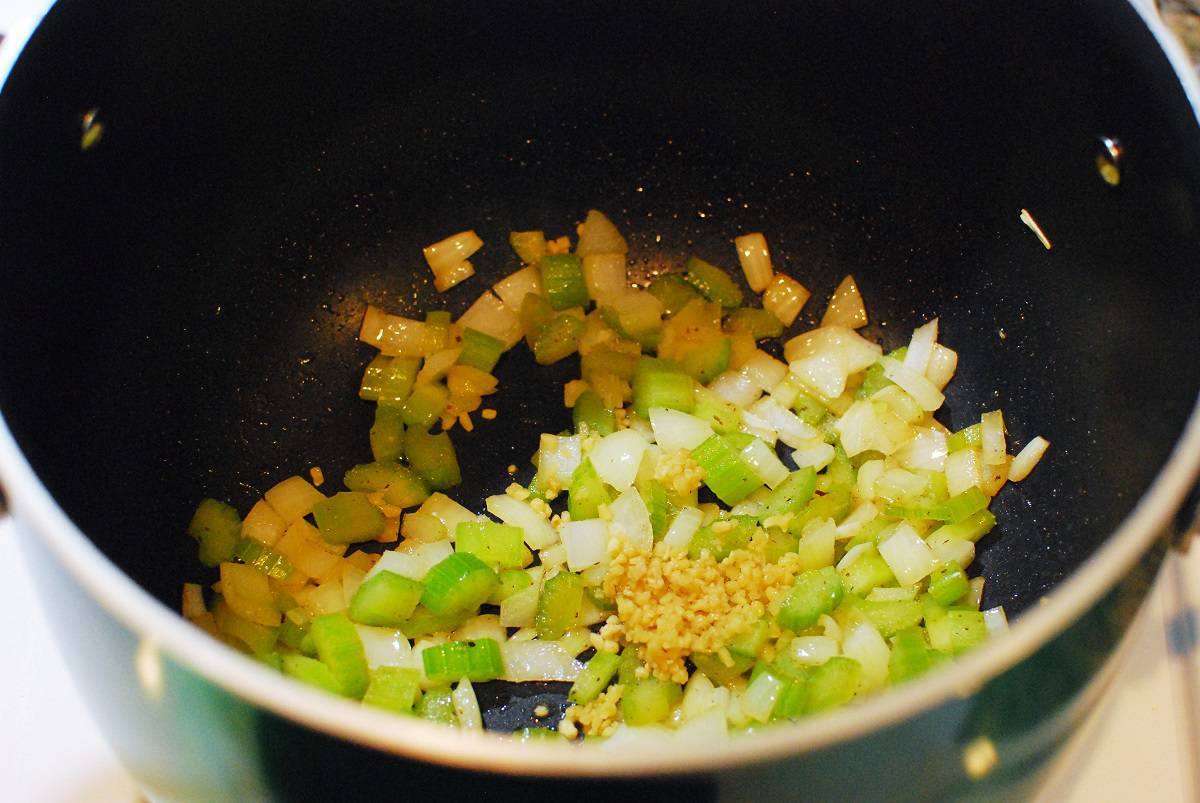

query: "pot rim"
(2, 0), (1199, 779)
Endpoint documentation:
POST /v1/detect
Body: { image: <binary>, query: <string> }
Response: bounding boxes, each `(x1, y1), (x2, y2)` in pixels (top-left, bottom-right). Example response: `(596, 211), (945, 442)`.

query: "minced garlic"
(653, 448), (705, 496)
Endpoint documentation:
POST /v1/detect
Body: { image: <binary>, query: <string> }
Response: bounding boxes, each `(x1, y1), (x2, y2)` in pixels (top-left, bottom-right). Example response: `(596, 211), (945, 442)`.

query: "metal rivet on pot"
(135, 638), (165, 701)
(962, 735), (999, 779)
(1096, 135), (1122, 186)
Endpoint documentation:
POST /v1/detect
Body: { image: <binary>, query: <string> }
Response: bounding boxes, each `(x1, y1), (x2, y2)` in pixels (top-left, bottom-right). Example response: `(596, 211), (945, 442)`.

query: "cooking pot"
(1, 0), (1199, 800)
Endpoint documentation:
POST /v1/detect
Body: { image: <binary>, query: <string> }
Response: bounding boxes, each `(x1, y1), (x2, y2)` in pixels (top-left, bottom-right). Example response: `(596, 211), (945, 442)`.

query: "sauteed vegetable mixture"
(183, 211), (1048, 741)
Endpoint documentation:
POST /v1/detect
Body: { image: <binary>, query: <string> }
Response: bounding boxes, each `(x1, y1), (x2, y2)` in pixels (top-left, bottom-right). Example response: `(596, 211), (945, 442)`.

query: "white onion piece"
(789, 351), (848, 400)
(649, 408), (714, 452)
(451, 614), (507, 644)
(750, 396), (818, 448)
(660, 506), (704, 553)
(893, 427), (949, 472)
(819, 614), (842, 642)
(980, 410), (1007, 466)
(589, 429), (647, 490)
(738, 410), (778, 445)
(836, 541), (874, 572)
(871, 385), (923, 423)
(739, 439), (790, 489)
(366, 540), (454, 582)
(242, 499), (286, 546)
(795, 517), (836, 570)
(927, 531), (975, 570)
(560, 519), (609, 571)
(575, 209), (628, 256)
(341, 566), (366, 607)
(742, 669), (786, 722)
(880, 357), (945, 411)
(485, 494), (558, 549)
(1008, 435), (1050, 481)
(709, 369), (762, 408)
(423, 230), (483, 274)
(835, 502), (879, 540)
(501, 640), (582, 682)
(762, 274), (811, 327)
(968, 576), (986, 608)
(453, 678), (484, 731)
(536, 433), (583, 492)
(878, 522), (936, 585)
(944, 448), (984, 498)
(674, 706), (730, 744)
(983, 606), (1010, 635)
(264, 476), (325, 525)
(784, 326), (882, 371)
(680, 671), (720, 721)
(582, 253), (628, 306)
(742, 351), (789, 392)
(734, 232), (774, 293)
(926, 343), (959, 390)
(855, 459), (885, 500)
(875, 468), (929, 501)
(788, 439), (835, 471)
(417, 492), (477, 540)
(538, 544), (568, 569)
(491, 265), (545, 312)
(354, 625), (416, 670)
(457, 291), (522, 349)
(767, 376), (802, 409)
(835, 400), (905, 457)
(785, 636), (839, 666)
(902, 318), (939, 376)
(820, 275), (868, 329)
(608, 489), (654, 551)
(359, 305), (429, 357)
(499, 584), (540, 627)
(841, 620), (889, 693)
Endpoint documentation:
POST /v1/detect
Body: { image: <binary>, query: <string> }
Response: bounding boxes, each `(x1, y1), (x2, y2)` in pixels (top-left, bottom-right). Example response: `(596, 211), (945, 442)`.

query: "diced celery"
(684, 256), (744, 308)
(691, 651), (754, 686)
(509, 230), (547, 265)
(946, 423), (983, 453)
(948, 610), (988, 654)
(763, 526), (800, 563)
(690, 434), (763, 506)
(791, 392), (828, 428)
(928, 561), (971, 606)
(348, 571), (424, 626)
(420, 553), (499, 619)
(616, 646), (642, 686)
(580, 345), (639, 383)
(927, 509), (996, 544)
(405, 428), (461, 491)
(726, 307), (784, 340)
(533, 313), (584, 365)
(693, 387), (742, 433)
(647, 273), (702, 317)
(310, 612), (370, 699)
(233, 538), (294, 580)
(417, 685), (457, 724)
(457, 327), (505, 374)
(370, 404), (406, 462)
(282, 653), (342, 695)
(632, 368), (695, 417)
(362, 667), (422, 714)
(804, 656), (861, 713)
(638, 478), (670, 541)
(777, 566), (844, 631)
(930, 487), (989, 524)
(572, 390), (616, 436)
(788, 487), (852, 534)
(888, 627), (932, 684)
(539, 254), (589, 310)
(381, 467), (431, 509)
(852, 598), (924, 638)
(424, 310), (451, 354)
(856, 361), (894, 399)
(278, 618), (312, 655)
(488, 569), (534, 604)
(620, 679), (683, 726)
(188, 498), (242, 568)
(313, 492), (385, 544)
(688, 515), (756, 560)
(680, 336), (732, 383)
(535, 571), (585, 640)
(761, 468), (817, 519)
(520, 292), (556, 346)
(568, 459), (611, 521)
(728, 619), (770, 661)
(397, 606), (465, 639)
(455, 520), (526, 569)
(421, 638), (505, 682)
(568, 651), (621, 705)
(358, 354), (391, 401)
(377, 356), (421, 406)
(772, 667), (813, 720)
(839, 544), (897, 596)
(343, 461), (405, 492)
(400, 383), (450, 429)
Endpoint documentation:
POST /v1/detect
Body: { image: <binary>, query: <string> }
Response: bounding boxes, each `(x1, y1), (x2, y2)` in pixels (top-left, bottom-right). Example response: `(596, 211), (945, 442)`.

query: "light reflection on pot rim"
(0, 0), (1198, 778)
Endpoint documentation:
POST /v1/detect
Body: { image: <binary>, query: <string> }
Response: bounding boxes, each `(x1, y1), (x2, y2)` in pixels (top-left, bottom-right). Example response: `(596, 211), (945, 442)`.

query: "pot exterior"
(17, 514), (1165, 803)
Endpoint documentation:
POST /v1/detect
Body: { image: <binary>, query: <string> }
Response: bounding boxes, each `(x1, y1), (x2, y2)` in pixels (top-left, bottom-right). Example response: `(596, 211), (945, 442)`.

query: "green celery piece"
(188, 498), (241, 568)
(520, 292), (556, 347)
(844, 517), (892, 549)
(761, 468), (817, 519)
(370, 404), (405, 462)
(348, 570), (424, 626)
(572, 390), (616, 436)
(616, 646), (642, 686)
(362, 667), (422, 714)
(927, 561), (971, 606)
(257, 651), (284, 672)
(763, 526), (800, 563)
(397, 606), (466, 639)
(568, 459), (611, 521)
(568, 651), (621, 705)
(313, 492), (386, 544)
(619, 679), (683, 726)
(856, 361), (893, 398)
(727, 618), (770, 661)
(515, 727), (561, 741)
(455, 520), (526, 569)
(927, 509), (997, 544)
(791, 392), (828, 428)
(946, 423), (983, 453)
(632, 368), (695, 417)
(538, 253), (589, 310)
(509, 230), (547, 264)
(688, 515), (756, 561)
(788, 486), (852, 534)
(377, 356), (421, 406)
(691, 651), (754, 686)
(278, 618), (311, 654)
(424, 310), (452, 354)
(684, 256), (743, 308)
(823, 446), (855, 489)
(839, 544), (896, 595)
(680, 336), (732, 383)
(213, 600), (278, 655)
(852, 597), (924, 638)
(343, 460), (407, 492)
(400, 383), (450, 429)
(421, 638), (505, 683)
(923, 596), (953, 652)
(420, 553), (499, 619)
(777, 566), (844, 631)
(535, 571), (584, 640)
(533, 313), (584, 365)
(948, 610), (988, 654)
(888, 627), (932, 684)
(726, 307), (783, 340)
(584, 585), (617, 612)
(691, 434), (763, 506)
(457, 327), (505, 374)
(310, 612), (370, 699)
(772, 668), (813, 720)
(405, 427), (461, 490)
(233, 538), (293, 580)
(580, 345), (640, 383)
(417, 686), (457, 724)
(693, 387), (742, 433)
(282, 653), (342, 695)
(488, 569), (534, 604)
(930, 487), (989, 524)
(380, 466), (430, 509)
(647, 273), (702, 318)
(358, 354), (391, 401)
(638, 478), (670, 540)
(804, 656), (862, 714)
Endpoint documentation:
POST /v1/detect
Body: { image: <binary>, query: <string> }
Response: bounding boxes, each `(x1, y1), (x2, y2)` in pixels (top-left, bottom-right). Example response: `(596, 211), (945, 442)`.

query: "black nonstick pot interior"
(1, 0), (1199, 731)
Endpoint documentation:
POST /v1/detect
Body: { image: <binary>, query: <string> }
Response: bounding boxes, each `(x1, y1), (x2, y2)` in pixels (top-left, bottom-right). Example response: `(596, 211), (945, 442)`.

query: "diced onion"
(750, 396), (817, 449)
(680, 671), (720, 721)
(880, 357), (945, 412)
(560, 519), (609, 571)
(264, 476), (326, 525)
(502, 640), (582, 682)
(926, 343), (958, 390)
(415, 347), (461, 386)
(820, 275), (868, 329)
(453, 677), (484, 730)
(457, 291), (522, 349)
(926, 531), (975, 569)
(485, 494), (558, 549)
(1008, 435), (1050, 481)
(576, 209), (628, 256)
(242, 499), (286, 546)
(492, 265), (545, 312)
(423, 230), (483, 292)
(355, 625), (417, 670)
(841, 620), (889, 692)
(795, 517), (836, 570)
(878, 522), (936, 585)
(902, 318), (939, 376)
(709, 369), (762, 408)
(785, 635), (839, 666)
(856, 459), (885, 500)
(788, 439), (835, 471)
(589, 429), (648, 490)
(649, 408), (714, 452)
(835, 502), (878, 540)
(892, 427), (949, 472)
(734, 232), (774, 293)
(451, 614), (508, 644)
(866, 586), (917, 601)
(583, 253), (628, 306)
(980, 410), (1007, 466)
(660, 506), (704, 553)
(499, 583), (541, 627)
(608, 489), (654, 552)
(742, 351), (789, 392)
(739, 438), (790, 489)
(983, 606), (1010, 635)
(366, 540), (454, 582)
(742, 668), (786, 722)
(836, 541), (874, 572)
(944, 448), (984, 497)
(359, 305), (430, 357)
(537, 433), (583, 491)
(762, 274), (810, 327)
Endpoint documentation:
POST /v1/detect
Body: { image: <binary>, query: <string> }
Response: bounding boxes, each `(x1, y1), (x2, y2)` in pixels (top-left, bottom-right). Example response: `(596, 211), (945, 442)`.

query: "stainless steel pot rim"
(2, 0), (1199, 778)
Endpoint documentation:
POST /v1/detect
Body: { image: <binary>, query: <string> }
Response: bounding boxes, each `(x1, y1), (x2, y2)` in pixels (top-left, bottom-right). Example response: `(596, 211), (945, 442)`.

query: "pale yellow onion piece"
(681, 672), (720, 721)
(944, 447), (984, 497)
(742, 350), (789, 392)
(902, 318), (939, 376)
(870, 384), (923, 424)
(355, 625), (417, 670)
(926, 530), (975, 570)
(502, 640), (582, 682)
(1019, 208), (1052, 250)
(784, 325), (882, 370)
(359, 305), (429, 357)
(491, 264), (544, 312)
(575, 209), (628, 256)
(432, 260), (475, 292)
(415, 347), (461, 386)
(842, 619), (889, 693)
(835, 501), (879, 540)
(855, 459), (885, 501)
(448, 364), (498, 399)
(979, 457), (1010, 497)
(795, 518), (836, 571)
(538, 544), (569, 569)
(866, 585), (917, 602)
(453, 678), (484, 731)
(264, 475), (326, 524)
(660, 506), (704, 553)
(182, 583), (207, 620)
(364, 540), (452, 582)
(241, 498), (286, 546)
(880, 356), (945, 411)
(734, 232), (774, 293)
(582, 253), (628, 306)
(788, 439), (835, 471)
(925, 343), (959, 390)
(762, 274), (811, 327)
(452, 614), (508, 644)
(295, 578), (346, 617)
(560, 518), (608, 572)
(341, 565), (367, 607)
(875, 468), (928, 501)
(563, 378), (590, 407)
(983, 606), (1010, 635)
(980, 410), (1007, 465)
(423, 230), (483, 291)
(967, 577), (986, 609)
(499, 583), (540, 628)
(399, 510), (447, 542)
(1009, 435), (1050, 481)
(877, 522), (936, 586)
(486, 493), (558, 549)
(274, 519), (344, 582)
(457, 290), (522, 348)
(892, 426), (949, 472)
(820, 274), (868, 329)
